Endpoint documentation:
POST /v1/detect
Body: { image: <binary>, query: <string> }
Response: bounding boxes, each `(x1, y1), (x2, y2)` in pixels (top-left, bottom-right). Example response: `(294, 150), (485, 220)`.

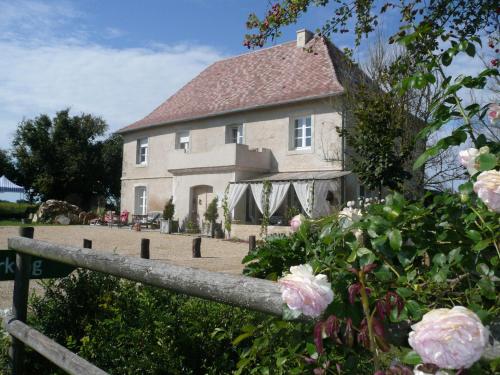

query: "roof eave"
(116, 90), (345, 135)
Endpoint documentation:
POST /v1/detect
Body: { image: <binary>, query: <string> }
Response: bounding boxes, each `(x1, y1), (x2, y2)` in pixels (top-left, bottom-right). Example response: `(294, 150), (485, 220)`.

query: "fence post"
(192, 237), (201, 258)
(10, 226), (34, 375)
(83, 239), (92, 249)
(140, 239), (150, 259)
(248, 235), (256, 252)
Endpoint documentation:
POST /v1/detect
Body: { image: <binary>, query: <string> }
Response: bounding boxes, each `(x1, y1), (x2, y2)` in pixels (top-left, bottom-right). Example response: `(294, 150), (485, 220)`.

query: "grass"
(0, 220), (56, 226)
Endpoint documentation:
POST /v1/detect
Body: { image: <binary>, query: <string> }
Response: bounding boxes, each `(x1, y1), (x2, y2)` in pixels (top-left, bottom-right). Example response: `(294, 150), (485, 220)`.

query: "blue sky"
(0, 0), (353, 151)
(0, 0), (490, 155)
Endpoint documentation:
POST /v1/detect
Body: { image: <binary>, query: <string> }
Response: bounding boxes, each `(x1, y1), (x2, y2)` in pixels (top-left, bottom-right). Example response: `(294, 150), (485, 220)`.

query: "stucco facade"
(120, 96), (358, 227)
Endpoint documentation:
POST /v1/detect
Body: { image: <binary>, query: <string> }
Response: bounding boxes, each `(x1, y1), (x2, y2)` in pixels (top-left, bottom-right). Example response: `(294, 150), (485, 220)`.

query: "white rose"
(458, 148), (480, 175)
(474, 170), (500, 213)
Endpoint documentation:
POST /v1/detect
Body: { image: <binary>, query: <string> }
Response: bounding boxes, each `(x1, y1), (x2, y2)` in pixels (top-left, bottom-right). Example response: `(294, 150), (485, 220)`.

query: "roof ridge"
(213, 40), (296, 64)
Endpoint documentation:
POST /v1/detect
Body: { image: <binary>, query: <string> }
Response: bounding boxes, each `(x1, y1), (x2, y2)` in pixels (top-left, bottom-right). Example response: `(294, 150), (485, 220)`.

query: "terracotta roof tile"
(118, 37), (345, 133)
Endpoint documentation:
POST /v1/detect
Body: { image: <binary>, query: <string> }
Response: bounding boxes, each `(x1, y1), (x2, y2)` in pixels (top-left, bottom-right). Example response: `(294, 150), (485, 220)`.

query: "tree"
(100, 133), (123, 205)
(244, 0), (498, 185)
(340, 87), (412, 196)
(12, 109), (122, 208)
(0, 149), (15, 179)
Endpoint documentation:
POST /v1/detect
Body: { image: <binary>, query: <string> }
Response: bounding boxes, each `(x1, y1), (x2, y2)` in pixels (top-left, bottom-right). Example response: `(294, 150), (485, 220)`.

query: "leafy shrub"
(243, 233), (309, 280)
(162, 197), (175, 220)
(241, 192), (499, 373)
(9, 269), (265, 374)
(0, 202), (37, 220)
(203, 197), (218, 223)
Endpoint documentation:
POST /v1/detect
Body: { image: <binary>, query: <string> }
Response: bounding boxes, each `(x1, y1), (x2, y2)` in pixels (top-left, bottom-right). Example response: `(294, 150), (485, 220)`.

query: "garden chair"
(119, 210), (129, 227)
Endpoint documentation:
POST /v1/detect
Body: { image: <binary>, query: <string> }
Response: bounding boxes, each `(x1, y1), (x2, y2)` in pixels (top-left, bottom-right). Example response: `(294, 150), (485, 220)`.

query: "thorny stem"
(358, 270), (380, 370)
(435, 64), (477, 144)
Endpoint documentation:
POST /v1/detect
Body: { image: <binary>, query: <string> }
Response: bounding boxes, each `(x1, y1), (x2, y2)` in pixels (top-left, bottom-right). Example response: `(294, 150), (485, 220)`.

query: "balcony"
(167, 143), (271, 175)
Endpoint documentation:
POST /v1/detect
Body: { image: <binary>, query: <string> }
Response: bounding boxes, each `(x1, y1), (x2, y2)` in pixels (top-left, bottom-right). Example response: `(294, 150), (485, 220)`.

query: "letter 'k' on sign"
(0, 250), (75, 281)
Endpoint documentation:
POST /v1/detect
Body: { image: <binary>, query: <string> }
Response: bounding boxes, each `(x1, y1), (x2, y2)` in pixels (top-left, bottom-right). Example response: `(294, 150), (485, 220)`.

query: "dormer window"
(177, 131), (190, 152)
(293, 116), (312, 149)
(226, 124), (243, 144)
(136, 138), (148, 165)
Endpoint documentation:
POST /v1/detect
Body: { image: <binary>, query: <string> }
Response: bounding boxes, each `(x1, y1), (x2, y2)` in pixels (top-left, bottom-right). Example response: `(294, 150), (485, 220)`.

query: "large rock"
(54, 215), (71, 225)
(35, 200), (83, 224)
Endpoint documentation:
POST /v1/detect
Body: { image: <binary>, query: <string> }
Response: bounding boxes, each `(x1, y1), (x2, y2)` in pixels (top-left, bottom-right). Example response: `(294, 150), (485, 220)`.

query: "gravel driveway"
(0, 225), (249, 309)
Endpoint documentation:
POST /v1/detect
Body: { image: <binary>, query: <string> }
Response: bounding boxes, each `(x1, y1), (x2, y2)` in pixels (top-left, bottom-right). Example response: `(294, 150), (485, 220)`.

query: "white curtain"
(227, 184), (248, 212)
(250, 183), (264, 213)
(268, 182), (290, 216)
(293, 181), (313, 217)
(312, 180), (339, 218)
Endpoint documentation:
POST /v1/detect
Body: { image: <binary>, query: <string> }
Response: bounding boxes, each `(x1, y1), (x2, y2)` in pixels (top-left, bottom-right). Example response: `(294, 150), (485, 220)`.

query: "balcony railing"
(167, 143), (271, 175)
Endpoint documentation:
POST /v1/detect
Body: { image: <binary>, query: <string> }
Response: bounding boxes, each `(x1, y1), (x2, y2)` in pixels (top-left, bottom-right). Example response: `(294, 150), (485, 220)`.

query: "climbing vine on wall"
(260, 180), (272, 237)
(222, 184), (231, 238)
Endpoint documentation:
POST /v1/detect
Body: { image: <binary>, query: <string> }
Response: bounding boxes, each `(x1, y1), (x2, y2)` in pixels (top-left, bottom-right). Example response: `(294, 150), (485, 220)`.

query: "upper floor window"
(176, 131), (190, 152)
(136, 138), (148, 165)
(293, 116), (312, 149)
(227, 124), (244, 144)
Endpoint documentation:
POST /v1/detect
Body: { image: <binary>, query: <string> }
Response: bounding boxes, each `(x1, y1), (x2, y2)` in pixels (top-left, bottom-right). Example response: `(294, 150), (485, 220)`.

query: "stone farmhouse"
(117, 30), (370, 234)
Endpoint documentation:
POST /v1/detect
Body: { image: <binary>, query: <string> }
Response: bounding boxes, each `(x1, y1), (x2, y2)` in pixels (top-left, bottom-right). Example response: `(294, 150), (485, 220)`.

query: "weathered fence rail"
(7, 236), (284, 315)
(2, 229), (291, 374)
(2, 314), (106, 375)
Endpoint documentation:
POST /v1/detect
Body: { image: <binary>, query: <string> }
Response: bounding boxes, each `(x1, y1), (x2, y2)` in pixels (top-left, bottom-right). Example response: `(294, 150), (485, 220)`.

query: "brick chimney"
(296, 29), (313, 47)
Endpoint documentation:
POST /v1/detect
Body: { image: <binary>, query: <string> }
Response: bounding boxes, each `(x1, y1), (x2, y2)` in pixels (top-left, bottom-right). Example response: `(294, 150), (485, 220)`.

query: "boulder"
(35, 200), (82, 224)
(54, 215), (71, 225)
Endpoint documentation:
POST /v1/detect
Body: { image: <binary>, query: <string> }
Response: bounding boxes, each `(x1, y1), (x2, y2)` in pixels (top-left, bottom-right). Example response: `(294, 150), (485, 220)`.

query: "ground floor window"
(134, 186), (147, 214)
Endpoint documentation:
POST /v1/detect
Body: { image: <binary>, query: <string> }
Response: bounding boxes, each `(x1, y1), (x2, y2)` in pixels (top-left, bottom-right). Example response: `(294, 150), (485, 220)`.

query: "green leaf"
(276, 357), (287, 367)
(413, 145), (441, 169)
(387, 229), (402, 251)
(403, 351), (422, 365)
(477, 153), (497, 171)
(396, 287), (412, 298)
(442, 51), (453, 66)
(306, 343), (317, 356)
(473, 239), (491, 252)
(347, 249), (357, 263)
(232, 332), (253, 346)
(459, 181), (473, 195)
(478, 278), (496, 300)
(476, 263), (489, 275)
(432, 253), (447, 266)
(466, 230), (482, 242)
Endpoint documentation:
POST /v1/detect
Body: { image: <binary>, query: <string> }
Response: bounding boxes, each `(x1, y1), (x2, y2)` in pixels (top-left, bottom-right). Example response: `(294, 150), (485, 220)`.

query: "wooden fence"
(1, 228), (291, 374)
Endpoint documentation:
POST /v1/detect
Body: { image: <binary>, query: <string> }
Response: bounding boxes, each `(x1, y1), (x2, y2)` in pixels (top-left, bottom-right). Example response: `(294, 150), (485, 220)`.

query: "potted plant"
(160, 197), (175, 234)
(203, 197), (219, 238)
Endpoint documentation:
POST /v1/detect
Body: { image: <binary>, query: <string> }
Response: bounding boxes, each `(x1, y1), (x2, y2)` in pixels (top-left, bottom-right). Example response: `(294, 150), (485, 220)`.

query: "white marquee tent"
(0, 175), (25, 194)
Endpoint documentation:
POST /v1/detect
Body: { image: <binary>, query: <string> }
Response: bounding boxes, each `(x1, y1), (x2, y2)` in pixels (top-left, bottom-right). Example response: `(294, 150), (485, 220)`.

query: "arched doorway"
(190, 185), (215, 225)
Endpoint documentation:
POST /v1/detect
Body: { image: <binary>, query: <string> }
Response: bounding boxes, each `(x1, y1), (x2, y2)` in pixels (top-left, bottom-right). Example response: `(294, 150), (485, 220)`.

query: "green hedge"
(0, 270), (265, 374)
(0, 202), (37, 220)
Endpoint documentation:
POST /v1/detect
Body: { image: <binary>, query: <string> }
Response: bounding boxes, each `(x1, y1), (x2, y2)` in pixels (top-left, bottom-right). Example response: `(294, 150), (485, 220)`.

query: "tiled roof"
(118, 37), (346, 133)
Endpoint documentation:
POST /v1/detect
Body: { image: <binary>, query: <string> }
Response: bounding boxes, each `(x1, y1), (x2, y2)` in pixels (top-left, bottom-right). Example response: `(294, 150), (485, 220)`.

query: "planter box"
(160, 219), (172, 234)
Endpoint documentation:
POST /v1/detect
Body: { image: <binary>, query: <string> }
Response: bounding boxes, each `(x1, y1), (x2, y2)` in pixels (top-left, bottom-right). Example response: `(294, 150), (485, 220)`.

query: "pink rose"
(289, 214), (304, 232)
(488, 103), (500, 124)
(474, 170), (500, 213)
(408, 306), (489, 369)
(278, 264), (334, 318)
(458, 147), (480, 175)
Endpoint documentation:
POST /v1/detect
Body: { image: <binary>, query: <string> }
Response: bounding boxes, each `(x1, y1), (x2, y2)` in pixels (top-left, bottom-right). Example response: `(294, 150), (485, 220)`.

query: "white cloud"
(0, 1), (224, 149)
